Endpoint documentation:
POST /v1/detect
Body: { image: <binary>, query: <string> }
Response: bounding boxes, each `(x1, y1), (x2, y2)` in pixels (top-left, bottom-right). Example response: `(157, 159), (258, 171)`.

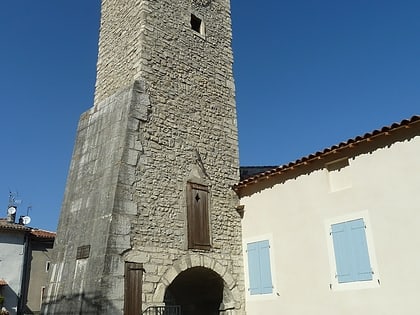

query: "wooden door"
(124, 262), (143, 315)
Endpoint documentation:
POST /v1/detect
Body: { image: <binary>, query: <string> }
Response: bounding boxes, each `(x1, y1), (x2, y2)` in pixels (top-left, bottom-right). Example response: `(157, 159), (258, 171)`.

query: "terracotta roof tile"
(0, 220), (30, 232)
(30, 229), (56, 239)
(234, 115), (420, 192)
(0, 219), (55, 239)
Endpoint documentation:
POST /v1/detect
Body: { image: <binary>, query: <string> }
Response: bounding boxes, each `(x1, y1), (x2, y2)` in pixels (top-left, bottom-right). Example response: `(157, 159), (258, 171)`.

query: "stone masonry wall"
(46, 0), (245, 313)
(45, 86), (135, 314)
(99, 0), (245, 311)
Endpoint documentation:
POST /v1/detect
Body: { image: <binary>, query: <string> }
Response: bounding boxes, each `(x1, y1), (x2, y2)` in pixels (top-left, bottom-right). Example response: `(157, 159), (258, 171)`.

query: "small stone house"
(235, 115), (420, 315)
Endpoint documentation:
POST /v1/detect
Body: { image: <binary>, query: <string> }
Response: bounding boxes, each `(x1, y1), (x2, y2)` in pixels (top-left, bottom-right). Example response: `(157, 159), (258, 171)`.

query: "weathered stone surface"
(44, 0), (245, 314)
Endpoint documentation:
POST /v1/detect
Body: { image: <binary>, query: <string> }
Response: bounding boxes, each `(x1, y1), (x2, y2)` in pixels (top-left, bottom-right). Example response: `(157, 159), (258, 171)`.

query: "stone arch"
(151, 254), (239, 313)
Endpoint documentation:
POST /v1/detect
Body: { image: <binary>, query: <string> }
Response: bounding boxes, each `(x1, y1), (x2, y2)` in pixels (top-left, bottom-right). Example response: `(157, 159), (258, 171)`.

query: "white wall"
(0, 232), (25, 315)
(241, 136), (420, 315)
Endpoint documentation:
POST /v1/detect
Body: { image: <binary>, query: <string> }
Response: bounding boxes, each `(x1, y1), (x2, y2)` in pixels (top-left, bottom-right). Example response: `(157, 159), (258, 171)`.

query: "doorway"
(164, 267), (224, 315)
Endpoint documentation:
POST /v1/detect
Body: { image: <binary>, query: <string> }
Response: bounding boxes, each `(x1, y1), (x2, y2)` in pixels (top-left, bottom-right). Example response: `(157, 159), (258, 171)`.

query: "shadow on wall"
(41, 292), (119, 315)
(1, 285), (18, 315)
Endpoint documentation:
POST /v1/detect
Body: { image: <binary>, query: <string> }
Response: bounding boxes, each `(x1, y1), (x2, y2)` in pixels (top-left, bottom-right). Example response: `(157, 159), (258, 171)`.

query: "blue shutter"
(247, 240), (273, 295)
(331, 218), (372, 283)
(331, 222), (353, 283)
(247, 242), (261, 294)
(350, 219), (373, 281)
(259, 240), (273, 294)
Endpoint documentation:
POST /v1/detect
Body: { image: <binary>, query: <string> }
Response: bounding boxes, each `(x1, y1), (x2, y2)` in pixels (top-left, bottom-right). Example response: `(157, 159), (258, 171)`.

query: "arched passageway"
(164, 267), (224, 315)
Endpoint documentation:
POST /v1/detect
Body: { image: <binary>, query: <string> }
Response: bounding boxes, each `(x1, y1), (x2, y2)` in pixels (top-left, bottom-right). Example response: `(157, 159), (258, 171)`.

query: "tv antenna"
(8, 191), (22, 207)
(7, 206), (16, 215)
(20, 215), (31, 225)
(6, 191), (21, 223)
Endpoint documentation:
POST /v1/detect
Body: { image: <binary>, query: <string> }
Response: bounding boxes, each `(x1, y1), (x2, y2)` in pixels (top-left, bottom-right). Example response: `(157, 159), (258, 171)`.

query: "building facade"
(0, 218), (54, 315)
(44, 0), (244, 314)
(0, 221), (27, 315)
(26, 230), (55, 314)
(235, 116), (420, 315)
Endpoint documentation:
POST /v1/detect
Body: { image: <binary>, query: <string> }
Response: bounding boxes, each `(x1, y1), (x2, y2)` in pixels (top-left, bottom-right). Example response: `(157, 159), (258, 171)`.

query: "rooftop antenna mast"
(26, 205), (32, 216)
(22, 205), (33, 224)
(6, 191), (20, 223)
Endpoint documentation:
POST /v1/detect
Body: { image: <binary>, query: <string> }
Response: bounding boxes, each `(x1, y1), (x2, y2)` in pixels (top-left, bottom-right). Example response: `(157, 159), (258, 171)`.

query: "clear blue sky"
(0, 1), (419, 231)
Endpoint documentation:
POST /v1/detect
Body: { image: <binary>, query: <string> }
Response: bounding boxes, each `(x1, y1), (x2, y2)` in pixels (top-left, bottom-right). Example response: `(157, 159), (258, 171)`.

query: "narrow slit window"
(191, 14), (204, 35)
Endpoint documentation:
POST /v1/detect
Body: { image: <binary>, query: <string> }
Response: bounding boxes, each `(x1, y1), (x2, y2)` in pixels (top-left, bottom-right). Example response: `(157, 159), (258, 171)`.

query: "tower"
(43, 0), (245, 314)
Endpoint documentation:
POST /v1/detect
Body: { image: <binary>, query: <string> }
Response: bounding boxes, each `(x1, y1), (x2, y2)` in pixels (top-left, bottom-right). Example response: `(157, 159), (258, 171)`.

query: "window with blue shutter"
(331, 218), (373, 283)
(247, 240), (273, 295)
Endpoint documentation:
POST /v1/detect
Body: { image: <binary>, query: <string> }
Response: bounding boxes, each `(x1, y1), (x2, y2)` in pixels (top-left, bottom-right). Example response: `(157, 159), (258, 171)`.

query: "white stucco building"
(0, 219), (29, 315)
(235, 115), (420, 315)
(0, 217), (55, 315)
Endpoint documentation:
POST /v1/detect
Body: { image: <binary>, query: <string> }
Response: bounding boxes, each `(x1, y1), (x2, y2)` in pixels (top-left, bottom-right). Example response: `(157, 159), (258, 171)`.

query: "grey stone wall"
(44, 0), (244, 314)
(44, 86), (135, 314)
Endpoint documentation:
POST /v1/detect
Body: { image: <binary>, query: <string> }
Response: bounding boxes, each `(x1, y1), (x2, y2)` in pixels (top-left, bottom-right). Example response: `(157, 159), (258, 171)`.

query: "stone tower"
(43, 0), (244, 314)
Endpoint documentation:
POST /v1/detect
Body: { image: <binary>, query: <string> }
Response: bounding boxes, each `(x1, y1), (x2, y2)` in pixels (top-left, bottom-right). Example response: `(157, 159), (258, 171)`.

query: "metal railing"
(142, 305), (182, 315)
